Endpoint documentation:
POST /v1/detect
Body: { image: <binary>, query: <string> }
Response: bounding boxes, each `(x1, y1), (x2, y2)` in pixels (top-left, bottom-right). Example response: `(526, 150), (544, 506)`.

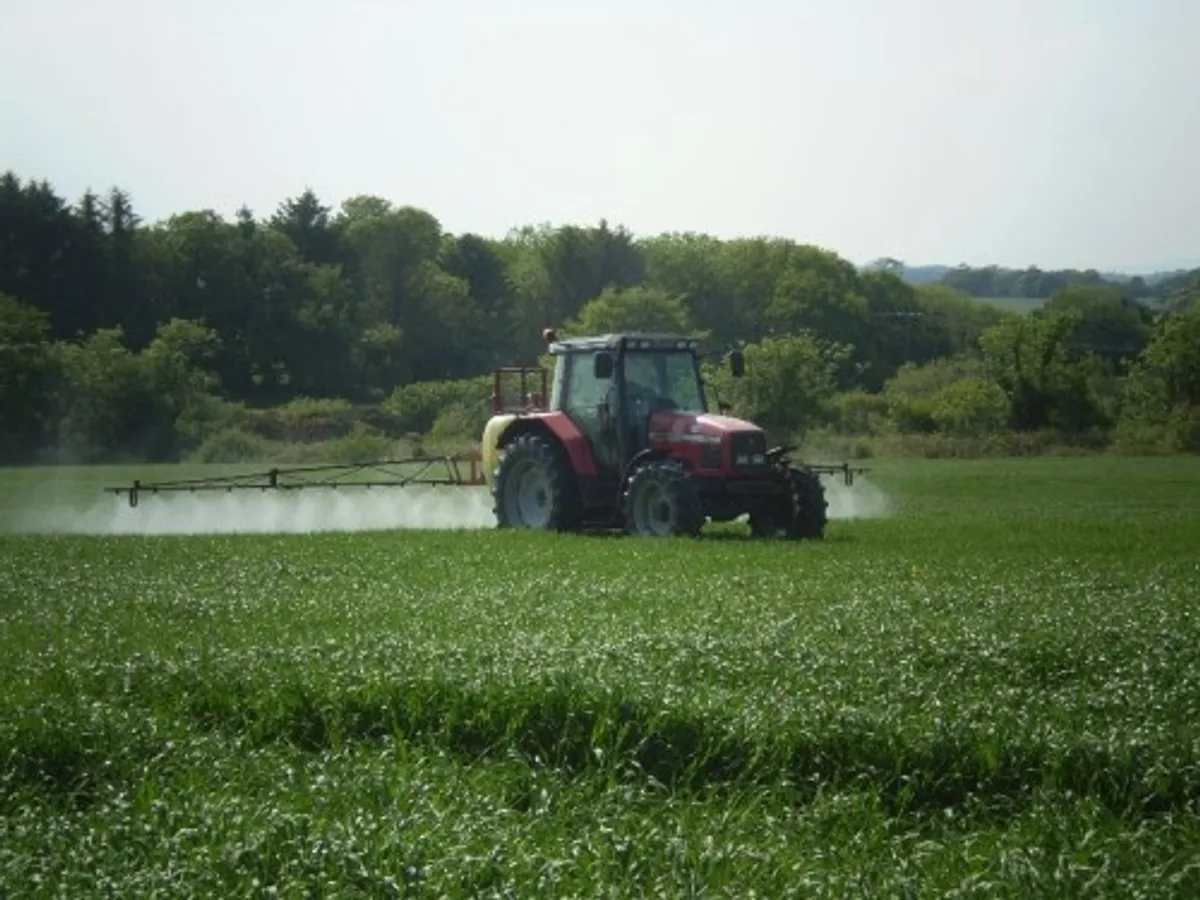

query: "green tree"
(881, 355), (993, 433)
(979, 309), (1106, 433)
(912, 284), (1015, 356)
(1116, 306), (1200, 451)
(764, 249), (867, 351)
(140, 318), (227, 455)
(439, 232), (514, 363)
(0, 294), (59, 461)
(706, 332), (850, 439)
(502, 222), (644, 357)
(269, 188), (342, 265)
(929, 377), (1010, 437)
(1042, 284), (1152, 366)
(641, 232), (740, 349)
(54, 320), (224, 461)
(565, 285), (699, 337)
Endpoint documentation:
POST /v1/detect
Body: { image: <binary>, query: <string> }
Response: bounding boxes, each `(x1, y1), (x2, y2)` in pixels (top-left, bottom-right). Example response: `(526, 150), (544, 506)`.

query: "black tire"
(748, 465), (828, 540)
(623, 459), (705, 537)
(787, 465), (828, 540)
(492, 432), (581, 531)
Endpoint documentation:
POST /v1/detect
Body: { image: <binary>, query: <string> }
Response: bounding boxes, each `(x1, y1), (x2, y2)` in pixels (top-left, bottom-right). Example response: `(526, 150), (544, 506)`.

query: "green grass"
(2, 457), (1199, 896)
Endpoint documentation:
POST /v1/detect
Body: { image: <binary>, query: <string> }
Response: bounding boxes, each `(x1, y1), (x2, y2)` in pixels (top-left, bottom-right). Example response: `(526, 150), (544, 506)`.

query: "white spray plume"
(15, 486), (497, 535)
(9, 475), (891, 537)
(821, 474), (893, 519)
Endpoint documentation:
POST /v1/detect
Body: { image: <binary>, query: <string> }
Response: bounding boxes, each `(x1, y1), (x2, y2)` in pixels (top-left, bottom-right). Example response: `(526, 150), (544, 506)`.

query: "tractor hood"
(649, 410), (764, 440)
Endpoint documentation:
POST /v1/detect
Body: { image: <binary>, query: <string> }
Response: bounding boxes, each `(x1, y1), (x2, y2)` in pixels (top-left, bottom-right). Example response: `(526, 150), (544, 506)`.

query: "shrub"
(830, 390), (889, 436)
(383, 377), (493, 435)
(429, 402), (489, 447)
(881, 355), (991, 434)
(192, 428), (275, 463)
(272, 396), (356, 442)
(929, 377), (1010, 438)
(324, 424), (395, 465)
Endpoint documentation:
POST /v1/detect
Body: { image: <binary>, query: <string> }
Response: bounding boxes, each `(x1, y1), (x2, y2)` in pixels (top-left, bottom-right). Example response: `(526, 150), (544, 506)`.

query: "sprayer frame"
(107, 366), (552, 508)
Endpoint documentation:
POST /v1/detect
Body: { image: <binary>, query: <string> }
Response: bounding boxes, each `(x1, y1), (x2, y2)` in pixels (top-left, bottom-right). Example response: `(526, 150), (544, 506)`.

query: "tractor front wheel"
(493, 433), (580, 531)
(748, 465), (828, 540)
(623, 459), (705, 537)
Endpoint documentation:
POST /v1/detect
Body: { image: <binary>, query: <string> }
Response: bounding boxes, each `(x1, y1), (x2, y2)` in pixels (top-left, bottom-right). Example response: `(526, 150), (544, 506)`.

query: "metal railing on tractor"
(492, 366), (548, 414)
(108, 367), (549, 508)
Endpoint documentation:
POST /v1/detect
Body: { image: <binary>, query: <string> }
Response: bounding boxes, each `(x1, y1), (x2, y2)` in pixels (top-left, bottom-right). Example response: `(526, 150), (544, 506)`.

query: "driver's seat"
(623, 383), (656, 454)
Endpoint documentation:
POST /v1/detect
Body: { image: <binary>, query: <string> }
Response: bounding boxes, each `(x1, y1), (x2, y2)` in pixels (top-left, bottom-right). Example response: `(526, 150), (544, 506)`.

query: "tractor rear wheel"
(493, 432), (581, 531)
(623, 459), (704, 537)
(748, 465), (828, 540)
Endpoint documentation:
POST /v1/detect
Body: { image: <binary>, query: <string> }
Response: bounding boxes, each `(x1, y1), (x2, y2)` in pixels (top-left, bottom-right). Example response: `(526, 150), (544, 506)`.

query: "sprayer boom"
(107, 453), (486, 508)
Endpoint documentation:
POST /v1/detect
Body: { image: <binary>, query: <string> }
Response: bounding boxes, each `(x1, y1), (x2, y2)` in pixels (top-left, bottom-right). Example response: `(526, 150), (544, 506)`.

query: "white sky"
(2, 0), (1197, 271)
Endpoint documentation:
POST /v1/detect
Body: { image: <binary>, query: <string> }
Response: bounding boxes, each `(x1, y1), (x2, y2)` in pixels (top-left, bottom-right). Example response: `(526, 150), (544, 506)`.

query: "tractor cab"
(544, 332), (739, 474)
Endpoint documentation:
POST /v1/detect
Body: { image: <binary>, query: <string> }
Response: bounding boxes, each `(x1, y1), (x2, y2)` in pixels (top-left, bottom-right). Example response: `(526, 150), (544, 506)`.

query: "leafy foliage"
(1115, 307), (1200, 451)
(707, 333), (850, 439)
(0, 169), (1196, 459)
(564, 285), (699, 337)
(0, 294), (58, 461)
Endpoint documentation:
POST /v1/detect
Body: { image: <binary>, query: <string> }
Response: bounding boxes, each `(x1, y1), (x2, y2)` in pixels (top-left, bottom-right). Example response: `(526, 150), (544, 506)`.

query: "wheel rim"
(504, 459), (553, 528)
(634, 480), (675, 535)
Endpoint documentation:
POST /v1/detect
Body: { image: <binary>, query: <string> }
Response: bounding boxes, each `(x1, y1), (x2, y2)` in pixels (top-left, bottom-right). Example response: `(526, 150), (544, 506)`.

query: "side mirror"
(729, 349), (745, 378)
(593, 351), (614, 379)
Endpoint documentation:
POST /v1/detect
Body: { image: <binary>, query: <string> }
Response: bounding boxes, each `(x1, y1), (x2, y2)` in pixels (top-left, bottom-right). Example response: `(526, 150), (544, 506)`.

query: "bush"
(238, 398), (406, 444)
(881, 355), (991, 434)
(192, 428), (275, 463)
(429, 402), (489, 447)
(929, 377), (1010, 437)
(705, 332), (849, 440)
(798, 426), (874, 461)
(863, 429), (1106, 460)
(1113, 406), (1200, 454)
(830, 390), (889, 436)
(324, 424), (395, 465)
(269, 396), (356, 442)
(175, 397), (244, 454)
(383, 376), (492, 435)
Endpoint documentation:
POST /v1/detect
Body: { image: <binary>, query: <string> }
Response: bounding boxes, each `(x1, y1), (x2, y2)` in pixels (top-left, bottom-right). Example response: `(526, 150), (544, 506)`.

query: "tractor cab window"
(622, 350), (706, 414)
(561, 349), (622, 470)
(563, 351), (608, 417)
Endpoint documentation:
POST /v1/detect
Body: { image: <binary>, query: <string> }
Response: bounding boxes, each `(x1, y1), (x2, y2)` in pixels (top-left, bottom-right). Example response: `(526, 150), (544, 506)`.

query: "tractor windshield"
(623, 349), (707, 413)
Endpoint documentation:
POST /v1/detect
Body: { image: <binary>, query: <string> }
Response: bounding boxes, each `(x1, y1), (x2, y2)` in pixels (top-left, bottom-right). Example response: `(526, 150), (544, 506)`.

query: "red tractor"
(480, 329), (842, 538)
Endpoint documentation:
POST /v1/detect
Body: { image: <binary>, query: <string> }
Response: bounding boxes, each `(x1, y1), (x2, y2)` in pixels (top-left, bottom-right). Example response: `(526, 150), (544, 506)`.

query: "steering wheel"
(649, 396), (679, 412)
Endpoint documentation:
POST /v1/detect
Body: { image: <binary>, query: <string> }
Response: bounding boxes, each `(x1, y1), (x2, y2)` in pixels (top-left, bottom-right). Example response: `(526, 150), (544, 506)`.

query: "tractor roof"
(547, 332), (701, 354)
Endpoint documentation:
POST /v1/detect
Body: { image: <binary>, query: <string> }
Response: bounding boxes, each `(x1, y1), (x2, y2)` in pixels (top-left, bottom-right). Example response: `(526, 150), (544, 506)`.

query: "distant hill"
(893, 263), (1193, 286)
(875, 260), (1200, 302)
(897, 264), (950, 285)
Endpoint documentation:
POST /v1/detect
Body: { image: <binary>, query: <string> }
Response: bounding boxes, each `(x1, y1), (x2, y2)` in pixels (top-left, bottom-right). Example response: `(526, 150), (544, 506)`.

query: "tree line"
(897, 261), (1196, 302)
(1, 170), (1197, 464)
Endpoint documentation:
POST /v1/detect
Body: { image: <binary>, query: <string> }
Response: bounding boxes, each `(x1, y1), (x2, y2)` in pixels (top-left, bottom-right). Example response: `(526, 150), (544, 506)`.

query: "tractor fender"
(487, 413), (598, 482)
(622, 447), (685, 482)
(480, 414), (518, 488)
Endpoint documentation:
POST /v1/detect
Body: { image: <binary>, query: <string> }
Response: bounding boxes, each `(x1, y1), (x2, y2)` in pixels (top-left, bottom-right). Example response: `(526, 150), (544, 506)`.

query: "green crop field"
(1, 457), (1199, 896)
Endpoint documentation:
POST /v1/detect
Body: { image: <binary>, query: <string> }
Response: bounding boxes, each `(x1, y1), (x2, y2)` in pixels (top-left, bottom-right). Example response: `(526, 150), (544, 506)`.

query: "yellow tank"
(480, 414), (517, 487)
